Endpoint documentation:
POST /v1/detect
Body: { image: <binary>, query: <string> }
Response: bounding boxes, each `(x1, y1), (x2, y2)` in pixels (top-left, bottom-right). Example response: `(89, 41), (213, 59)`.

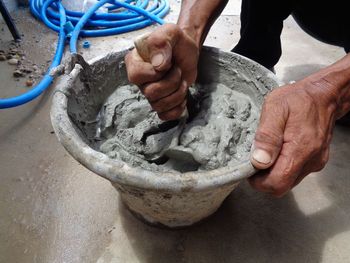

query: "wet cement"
(96, 82), (259, 172)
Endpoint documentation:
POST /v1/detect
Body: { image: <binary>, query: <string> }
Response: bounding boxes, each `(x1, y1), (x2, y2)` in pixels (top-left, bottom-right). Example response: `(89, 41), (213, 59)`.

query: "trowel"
(134, 33), (199, 164)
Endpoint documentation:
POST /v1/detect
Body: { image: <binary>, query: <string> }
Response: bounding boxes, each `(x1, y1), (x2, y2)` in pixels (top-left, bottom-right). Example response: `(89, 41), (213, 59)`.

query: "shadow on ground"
(280, 63), (326, 84)
(116, 125), (350, 263)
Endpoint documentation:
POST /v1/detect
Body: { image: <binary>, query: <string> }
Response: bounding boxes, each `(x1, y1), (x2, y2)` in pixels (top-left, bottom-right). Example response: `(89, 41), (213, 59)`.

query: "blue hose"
(0, 0), (168, 109)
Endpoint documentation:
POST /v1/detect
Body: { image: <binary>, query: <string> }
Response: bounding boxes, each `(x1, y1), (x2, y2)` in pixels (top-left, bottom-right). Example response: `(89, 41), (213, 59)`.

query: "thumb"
(149, 44), (172, 72)
(147, 24), (182, 72)
(250, 98), (287, 169)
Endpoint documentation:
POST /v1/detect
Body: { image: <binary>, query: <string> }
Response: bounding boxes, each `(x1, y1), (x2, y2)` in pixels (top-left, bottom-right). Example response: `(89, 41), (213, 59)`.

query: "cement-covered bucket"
(50, 47), (278, 228)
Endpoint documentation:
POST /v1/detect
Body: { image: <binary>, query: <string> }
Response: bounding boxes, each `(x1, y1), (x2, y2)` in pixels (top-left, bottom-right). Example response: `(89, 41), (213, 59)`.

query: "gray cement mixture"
(96, 82), (259, 173)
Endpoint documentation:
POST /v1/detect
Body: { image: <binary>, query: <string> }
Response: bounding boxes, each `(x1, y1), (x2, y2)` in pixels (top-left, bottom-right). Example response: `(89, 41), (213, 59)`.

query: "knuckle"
(159, 107), (183, 121)
(265, 90), (282, 103)
(150, 26), (177, 46)
(158, 113), (169, 121)
(173, 66), (182, 80)
(181, 81), (188, 92)
(181, 99), (187, 109)
(262, 90), (289, 115)
(250, 176), (291, 197)
(189, 71), (198, 84)
(313, 165), (324, 173)
(124, 52), (131, 64)
(148, 34), (167, 48)
(163, 23), (180, 36)
(271, 190), (288, 198)
(166, 67), (181, 86)
(308, 138), (324, 155)
(148, 24), (181, 49)
(152, 101), (163, 112)
(266, 166), (296, 196)
(153, 85), (186, 111)
(126, 67), (142, 85)
(127, 69), (137, 84)
(170, 109), (183, 120)
(128, 75), (138, 85)
(326, 133), (333, 145)
(173, 88), (187, 105)
(264, 93), (275, 103)
(280, 157), (300, 182)
(249, 177), (268, 193)
(314, 152), (329, 172)
(321, 150), (330, 165)
(143, 83), (158, 101)
(295, 127), (327, 157)
(125, 49), (136, 62)
(265, 180), (291, 197)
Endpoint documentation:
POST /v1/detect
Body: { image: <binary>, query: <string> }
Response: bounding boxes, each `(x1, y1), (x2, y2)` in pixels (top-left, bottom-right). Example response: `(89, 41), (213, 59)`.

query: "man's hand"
(249, 76), (342, 197)
(125, 24), (199, 121)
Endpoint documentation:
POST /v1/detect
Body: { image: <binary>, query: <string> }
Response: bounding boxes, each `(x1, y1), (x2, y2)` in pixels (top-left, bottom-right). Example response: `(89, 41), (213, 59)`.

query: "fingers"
(249, 141), (304, 197)
(144, 79), (187, 121)
(292, 146), (330, 187)
(141, 66), (182, 102)
(158, 99), (187, 121)
(140, 66), (187, 118)
(146, 23), (198, 84)
(146, 24), (182, 72)
(125, 23), (195, 91)
(249, 137), (331, 197)
(125, 49), (165, 85)
(250, 95), (288, 169)
(125, 23), (199, 122)
(151, 81), (187, 113)
(125, 25), (177, 85)
(248, 80), (336, 197)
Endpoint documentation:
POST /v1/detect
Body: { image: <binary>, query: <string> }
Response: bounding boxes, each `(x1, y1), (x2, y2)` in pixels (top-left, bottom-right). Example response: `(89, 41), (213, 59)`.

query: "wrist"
(177, 21), (203, 49)
(332, 68), (350, 118)
(305, 66), (350, 119)
(176, 1), (213, 49)
(175, 0), (229, 49)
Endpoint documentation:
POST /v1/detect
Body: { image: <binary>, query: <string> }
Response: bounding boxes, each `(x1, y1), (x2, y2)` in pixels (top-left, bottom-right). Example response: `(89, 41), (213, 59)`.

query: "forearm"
(177, 0), (228, 47)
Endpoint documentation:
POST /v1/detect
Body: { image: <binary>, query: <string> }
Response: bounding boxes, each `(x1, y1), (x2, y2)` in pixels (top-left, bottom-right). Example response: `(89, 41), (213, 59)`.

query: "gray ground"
(0, 1), (349, 263)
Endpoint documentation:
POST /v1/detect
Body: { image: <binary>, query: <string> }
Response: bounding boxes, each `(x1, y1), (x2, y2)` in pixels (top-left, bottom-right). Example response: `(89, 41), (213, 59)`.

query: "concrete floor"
(1, 1), (349, 263)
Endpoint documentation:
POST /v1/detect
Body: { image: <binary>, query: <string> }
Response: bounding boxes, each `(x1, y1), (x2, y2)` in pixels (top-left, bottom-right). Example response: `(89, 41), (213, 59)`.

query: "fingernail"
(151, 53), (164, 67)
(252, 149), (271, 164)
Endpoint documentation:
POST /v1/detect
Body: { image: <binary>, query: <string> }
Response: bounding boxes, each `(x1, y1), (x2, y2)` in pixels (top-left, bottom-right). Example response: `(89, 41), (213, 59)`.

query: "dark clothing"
(232, 0), (350, 69)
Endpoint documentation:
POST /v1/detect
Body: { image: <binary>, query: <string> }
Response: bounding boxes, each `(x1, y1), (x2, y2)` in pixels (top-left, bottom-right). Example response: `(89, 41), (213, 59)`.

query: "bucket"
(51, 47), (278, 228)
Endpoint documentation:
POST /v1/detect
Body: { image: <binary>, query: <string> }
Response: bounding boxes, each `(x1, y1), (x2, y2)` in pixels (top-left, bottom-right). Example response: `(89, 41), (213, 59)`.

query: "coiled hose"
(0, 0), (168, 109)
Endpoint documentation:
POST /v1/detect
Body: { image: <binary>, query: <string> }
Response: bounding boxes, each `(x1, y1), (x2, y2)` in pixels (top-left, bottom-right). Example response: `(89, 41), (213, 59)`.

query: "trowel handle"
(134, 32), (152, 63)
(134, 33), (189, 119)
